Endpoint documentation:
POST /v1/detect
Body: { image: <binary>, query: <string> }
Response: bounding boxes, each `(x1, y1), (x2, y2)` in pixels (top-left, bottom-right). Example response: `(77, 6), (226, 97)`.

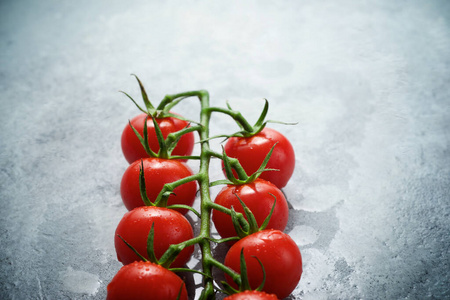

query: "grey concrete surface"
(1, 0), (449, 299)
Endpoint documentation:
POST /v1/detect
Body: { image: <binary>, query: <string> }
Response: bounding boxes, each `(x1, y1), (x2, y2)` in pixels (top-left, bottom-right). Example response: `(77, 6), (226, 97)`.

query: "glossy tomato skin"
(114, 206), (194, 268)
(212, 179), (289, 242)
(224, 229), (302, 299)
(224, 290), (279, 300)
(223, 127), (295, 189)
(121, 112), (195, 164)
(106, 261), (188, 300)
(120, 157), (197, 214)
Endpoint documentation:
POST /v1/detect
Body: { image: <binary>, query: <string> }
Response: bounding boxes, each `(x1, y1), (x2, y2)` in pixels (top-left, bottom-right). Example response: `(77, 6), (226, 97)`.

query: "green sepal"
(117, 234), (148, 262)
(230, 206), (250, 239)
(229, 191), (277, 240)
(176, 283), (184, 300)
(132, 111), (199, 160)
(259, 193), (277, 231)
(139, 160), (154, 207)
(219, 143), (279, 186)
(150, 115), (169, 159)
(253, 99), (269, 132)
(221, 248), (268, 295)
(253, 255), (267, 292)
(146, 223), (159, 263)
(221, 146), (249, 184)
(246, 143), (279, 183)
(239, 248), (251, 291)
(225, 98), (297, 138)
(235, 194), (259, 234)
(129, 118), (157, 157)
(131, 74), (155, 114)
(222, 146), (249, 183)
(119, 90), (147, 114)
(165, 124), (189, 154)
(226, 100), (234, 111)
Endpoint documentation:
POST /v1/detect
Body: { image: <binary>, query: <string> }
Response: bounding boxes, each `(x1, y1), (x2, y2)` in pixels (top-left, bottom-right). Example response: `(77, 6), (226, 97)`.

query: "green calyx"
(138, 159), (201, 217)
(205, 98), (297, 140)
(221, 248), (267, 295)
(116, 223), (167, 265)
(230, 193), (277, 239)
(120, 74), (180, 119)
(118, 223), (206, 273)
(122, 74), (202, 160)
(129, 114), (201, 160)
(210, 143), (279, 187)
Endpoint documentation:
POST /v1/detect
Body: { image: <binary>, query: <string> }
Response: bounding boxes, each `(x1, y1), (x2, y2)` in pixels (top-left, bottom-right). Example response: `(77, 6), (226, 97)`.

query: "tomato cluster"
(106, 78), (302, 300)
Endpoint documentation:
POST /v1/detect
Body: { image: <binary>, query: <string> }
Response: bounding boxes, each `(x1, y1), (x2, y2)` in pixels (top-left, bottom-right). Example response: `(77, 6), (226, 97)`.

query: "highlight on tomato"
(120, 157), (197, 214)
(224, 229), (302, 299)
(114, 206), (194, 268)
(106, 261), (188, 300)
(212, 178), (289, 242)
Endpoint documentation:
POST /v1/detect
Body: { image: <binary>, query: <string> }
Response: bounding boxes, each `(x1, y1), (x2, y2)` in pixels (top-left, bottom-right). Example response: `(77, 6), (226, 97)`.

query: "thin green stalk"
(196, 90), (217, 300)
(144, 89), (247, 299)
(206, 150), (249, 180)
(153, 173), (202, 207)
(205, 106), (254, 132)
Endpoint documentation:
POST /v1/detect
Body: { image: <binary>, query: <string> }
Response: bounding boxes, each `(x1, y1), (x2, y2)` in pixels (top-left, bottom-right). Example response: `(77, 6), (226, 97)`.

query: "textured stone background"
(1, 0), (449, 299)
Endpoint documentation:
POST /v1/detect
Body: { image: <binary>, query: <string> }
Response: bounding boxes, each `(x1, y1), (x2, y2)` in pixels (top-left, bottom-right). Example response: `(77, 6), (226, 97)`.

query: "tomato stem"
(205, 106), (254, 133)
(153, 173), (201, 207)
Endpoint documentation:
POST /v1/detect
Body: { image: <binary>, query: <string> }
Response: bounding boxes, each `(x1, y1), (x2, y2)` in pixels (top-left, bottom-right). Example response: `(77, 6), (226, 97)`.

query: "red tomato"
(224, 290), (279, 300)
(120, 157), (197, 214)
(121, 112), (195, 164)
(224, 230), (302, 299)
(107, 261), (188, 300)
(223, 127), (295, 189)
(212, 179), (289, 242)
(114, 206), (194, 268)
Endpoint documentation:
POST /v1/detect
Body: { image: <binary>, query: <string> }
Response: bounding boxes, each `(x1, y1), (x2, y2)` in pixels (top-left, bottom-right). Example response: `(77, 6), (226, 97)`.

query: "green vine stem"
(131, 89), (259, 299)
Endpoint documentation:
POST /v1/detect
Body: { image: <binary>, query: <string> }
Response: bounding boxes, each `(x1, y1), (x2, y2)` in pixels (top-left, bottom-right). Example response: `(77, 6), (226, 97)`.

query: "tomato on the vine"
(120, 157), (197, 214)
(212, 178), (288, 241)
(223, 127), (295, 189)
(106, 261), (188, 300)
(224, 229), (302, 299)
(114, 206), (194, 268)
(121, 112), (195, 164)
(224, 290), (278, 300)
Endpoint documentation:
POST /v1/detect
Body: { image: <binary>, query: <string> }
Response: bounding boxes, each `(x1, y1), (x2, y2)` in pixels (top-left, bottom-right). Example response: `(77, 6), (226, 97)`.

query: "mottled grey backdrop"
(0, 0), (449, 299)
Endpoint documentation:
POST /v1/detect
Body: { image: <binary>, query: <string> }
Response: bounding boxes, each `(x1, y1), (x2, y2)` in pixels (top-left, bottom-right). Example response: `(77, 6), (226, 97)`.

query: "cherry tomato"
(106, 261), (188, 300)
(121, 112), (195, 164)
(212, 178), (289, 242)
(114, 206), (194, 268)
(224, 229), (302, 299)
(120, 157), (197, 214)
(223, 127), (295, 189)
(224, 290), (278, 300)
